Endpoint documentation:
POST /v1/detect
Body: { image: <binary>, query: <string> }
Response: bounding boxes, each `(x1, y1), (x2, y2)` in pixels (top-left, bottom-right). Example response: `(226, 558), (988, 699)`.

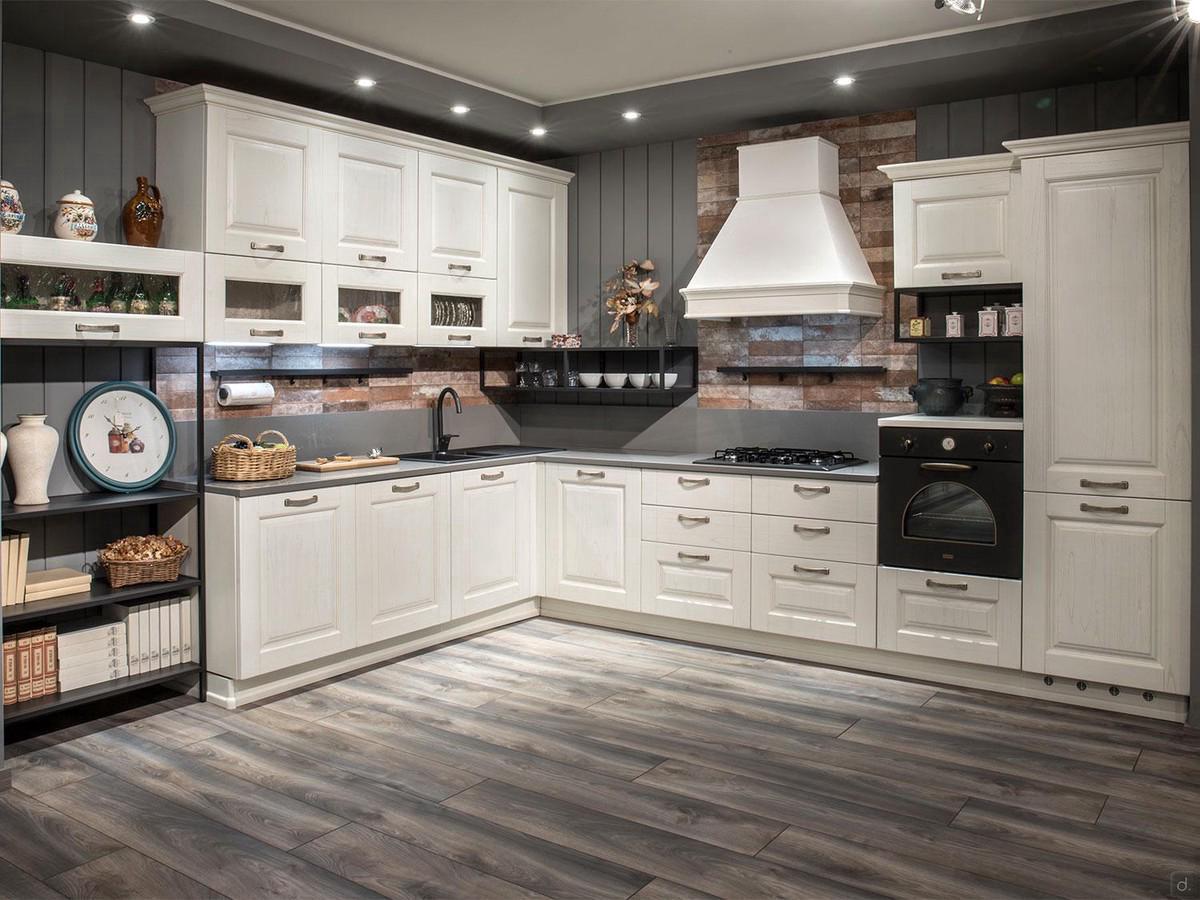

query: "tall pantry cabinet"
(1009, 124), (1191, 694)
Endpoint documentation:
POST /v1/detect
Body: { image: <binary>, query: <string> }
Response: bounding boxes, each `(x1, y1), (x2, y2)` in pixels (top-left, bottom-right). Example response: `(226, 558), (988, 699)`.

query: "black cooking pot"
(908, 378), (973, 416)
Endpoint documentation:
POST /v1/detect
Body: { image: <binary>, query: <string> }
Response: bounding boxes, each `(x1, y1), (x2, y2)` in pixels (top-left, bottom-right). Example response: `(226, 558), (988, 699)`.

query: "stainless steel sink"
(460, 445), (562, 457)
(392, 445), (561, 464)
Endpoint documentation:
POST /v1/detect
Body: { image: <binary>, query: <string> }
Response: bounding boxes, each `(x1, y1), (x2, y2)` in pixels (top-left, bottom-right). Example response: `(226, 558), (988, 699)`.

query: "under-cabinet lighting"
(205, 341), (271, 348)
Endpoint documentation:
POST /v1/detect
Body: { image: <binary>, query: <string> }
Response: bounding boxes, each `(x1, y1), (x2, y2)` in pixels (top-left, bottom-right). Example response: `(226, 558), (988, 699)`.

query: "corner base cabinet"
(451, 463), (536, 617)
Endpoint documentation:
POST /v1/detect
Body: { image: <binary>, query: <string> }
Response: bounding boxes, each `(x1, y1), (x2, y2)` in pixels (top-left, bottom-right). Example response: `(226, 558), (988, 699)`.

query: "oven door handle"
(918, 462), (976, 473)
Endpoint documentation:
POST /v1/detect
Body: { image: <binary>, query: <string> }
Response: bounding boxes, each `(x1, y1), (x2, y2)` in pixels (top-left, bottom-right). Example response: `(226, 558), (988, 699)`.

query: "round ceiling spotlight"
(530, 126), (548, 137)
(833, 75), (855, 87)
(622, 110), (641, 121)
(354, 77), (377, 89)
(128, 10), (155, 25)
(451, 104), (471, 115)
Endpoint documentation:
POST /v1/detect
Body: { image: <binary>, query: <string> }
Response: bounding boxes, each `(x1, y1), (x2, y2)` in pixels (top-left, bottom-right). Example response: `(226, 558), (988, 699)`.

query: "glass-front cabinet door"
(417, 273), (496, 347)
(322, 265), (417, 346)
(324, 132), (418, 271)
(205, 253), (322, 343)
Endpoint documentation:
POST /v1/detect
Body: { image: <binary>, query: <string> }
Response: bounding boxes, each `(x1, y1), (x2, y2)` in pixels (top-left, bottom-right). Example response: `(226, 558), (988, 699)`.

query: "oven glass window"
(903, 482), (997, 545)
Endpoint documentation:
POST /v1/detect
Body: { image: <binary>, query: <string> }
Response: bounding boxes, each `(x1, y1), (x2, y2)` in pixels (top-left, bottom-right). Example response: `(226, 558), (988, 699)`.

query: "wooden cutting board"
(295, 456), (401, 473)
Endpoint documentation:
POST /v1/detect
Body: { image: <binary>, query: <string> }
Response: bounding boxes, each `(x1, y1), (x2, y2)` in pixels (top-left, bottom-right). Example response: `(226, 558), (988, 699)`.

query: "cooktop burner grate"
(694, 447), (867, 471)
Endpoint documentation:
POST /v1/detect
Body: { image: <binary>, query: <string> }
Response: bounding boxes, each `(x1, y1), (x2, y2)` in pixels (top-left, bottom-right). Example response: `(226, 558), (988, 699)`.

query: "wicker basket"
(100, 547), (189, 589)
(211, 430), (296, 482)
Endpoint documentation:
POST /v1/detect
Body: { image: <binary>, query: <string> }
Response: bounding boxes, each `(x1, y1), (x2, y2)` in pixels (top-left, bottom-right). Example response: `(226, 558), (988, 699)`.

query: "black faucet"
(434, 386), (463, 452)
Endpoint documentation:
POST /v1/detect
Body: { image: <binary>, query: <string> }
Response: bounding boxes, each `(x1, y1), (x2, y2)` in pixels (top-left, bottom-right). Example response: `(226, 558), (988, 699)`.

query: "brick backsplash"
(695, 109), (918, 413)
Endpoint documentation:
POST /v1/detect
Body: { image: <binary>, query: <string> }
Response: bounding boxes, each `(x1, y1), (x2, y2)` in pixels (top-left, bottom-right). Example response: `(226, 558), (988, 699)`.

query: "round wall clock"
(67, 381), (177, 493)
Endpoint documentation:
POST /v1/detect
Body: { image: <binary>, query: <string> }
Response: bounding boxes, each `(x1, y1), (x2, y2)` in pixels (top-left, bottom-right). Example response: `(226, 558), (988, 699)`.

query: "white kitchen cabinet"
(324, 131), (418, 271)
(1010, 126), (1190, 500)
(642, 470), (751, 513)
(751, 515), (876, 565)
(322, 265), (418, 346)
(1023, 492), (1189, 692)
(881, 154), (1020, 288)
(417, 273), (497, 347)
(419, 152), (497, 279)
(544, 464), (640, 611)
(451, 462), (536, 617)
(751, 554), (876, 647)
(205, 253), (322, 343)
(641, 542), (750, 628)
(878, 566), (1021, 668)
(751, 477), (876, 524)
(355, 475), (451, 644)
(497, 170), (567, 347)
(236, 487), (357, 677)
(641, 505), (751, 551)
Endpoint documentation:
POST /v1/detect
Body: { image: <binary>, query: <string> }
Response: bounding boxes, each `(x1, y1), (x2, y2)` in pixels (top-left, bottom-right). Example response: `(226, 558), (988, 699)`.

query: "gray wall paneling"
(84, 60), (123, 243)
(121, 70), (158, 207)
(599, 148), (625, 348)
(982, 94), (1019, 152)
(575, 153), (601, 346)
(44, 53), (84, 229)
(646, 141), (674, 347)
(671, 139), (698, 347)
(946, 99), (983, 158)
(2, 43), (45, 235)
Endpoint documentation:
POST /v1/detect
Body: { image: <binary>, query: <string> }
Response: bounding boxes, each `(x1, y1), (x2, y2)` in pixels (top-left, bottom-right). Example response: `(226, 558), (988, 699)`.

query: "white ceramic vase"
(6, 415), (58, 505)
(0, 430), (6, 468)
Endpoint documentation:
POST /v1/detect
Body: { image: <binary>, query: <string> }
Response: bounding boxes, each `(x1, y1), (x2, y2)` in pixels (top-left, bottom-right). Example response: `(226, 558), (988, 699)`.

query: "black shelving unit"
(893, 283), (1023, 344)
(210, 366), (413, 386)
(4, 663), (202, 724)
(716, 365), (887, 382)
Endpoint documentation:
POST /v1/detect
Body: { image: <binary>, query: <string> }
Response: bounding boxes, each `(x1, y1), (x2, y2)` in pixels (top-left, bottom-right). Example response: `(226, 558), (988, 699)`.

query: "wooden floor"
(1, 617), (1198, 899)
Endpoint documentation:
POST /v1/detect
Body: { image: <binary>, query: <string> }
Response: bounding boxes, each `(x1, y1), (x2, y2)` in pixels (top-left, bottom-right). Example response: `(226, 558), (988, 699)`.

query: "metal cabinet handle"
(522, 336), (544, 343)
(250, 328), (284, 337)
(284, 495), (319, 507)
(358, 331), (387, 339)
(793, 524), (831, 534)
(677, 551), (710, 562)
(793, 565), (831, 575)
(793, 484), (831, 494)
(576, 469), (605, 478)
(447, 263), (473, 272)
(250, 241), (285, 252)
(926, 578), (969, 591)
(75, 323), (120, 333)
(920, 462), (976, 472)
(1080, 479), (1129, 490)
(447, 334), (473, 342)
(392, 482), (420, 493)
(678, 476), (710, 486)
(940, 269), (982, 280)
(358, 253), (388, 263)
(677, 514), (710, 524)
(480, 471), (505, 481)
(1080, 503), (1129, 515)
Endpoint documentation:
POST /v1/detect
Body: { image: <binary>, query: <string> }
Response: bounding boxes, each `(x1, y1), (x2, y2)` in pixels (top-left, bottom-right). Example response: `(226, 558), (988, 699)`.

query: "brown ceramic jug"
(121, 176), (164, 247)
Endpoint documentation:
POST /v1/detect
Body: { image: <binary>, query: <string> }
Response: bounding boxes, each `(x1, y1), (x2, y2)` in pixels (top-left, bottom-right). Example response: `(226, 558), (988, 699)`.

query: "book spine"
(16, 633), (33, 703)
(3, 638), (16, 705)
(29, 630), (45, 699)
(44, 627), (58, 696)
(16, 533), (29, 602)
(169, 599), (182, 668)
(147, 603), (161, 670)
(181, 596), (194, 663)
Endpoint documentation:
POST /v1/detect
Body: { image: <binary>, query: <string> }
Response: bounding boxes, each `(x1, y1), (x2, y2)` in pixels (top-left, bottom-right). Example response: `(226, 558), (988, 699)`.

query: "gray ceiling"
(0, 0), (1189, 160)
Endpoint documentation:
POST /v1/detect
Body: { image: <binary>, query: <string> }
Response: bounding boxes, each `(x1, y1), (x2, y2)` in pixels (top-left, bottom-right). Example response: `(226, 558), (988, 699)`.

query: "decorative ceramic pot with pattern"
(54, 189), (98, 241)
(121, 176), (164, 247)
(0, 180), (25, 234)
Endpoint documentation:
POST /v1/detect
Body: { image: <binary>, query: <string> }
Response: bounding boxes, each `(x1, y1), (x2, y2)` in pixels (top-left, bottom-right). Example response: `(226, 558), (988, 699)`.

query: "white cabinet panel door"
(1023, 492), (1189, 692)
(544, 464), (640, 610)
(1021, 142), (1190, 499)
(205, 253), (323, 344)
(750, 515), (876, 565)
(642, 470), (751, 512)
(419, 152), (497, 279)
(324, 132), (418, 271)
(237, 487), (356, 677)
(641, 505), (751, 551)
(641, 542), (750, 628)
(417, 273), (497, 347)
(355, 475), (451, 645)
(451, 463), (535, 617)
(322, 265), (418, 346)
(751, 476), (877, 523)
(207, 107), (321, 261)
(751, 554), (876, 647)
(497, 170), (566, 347)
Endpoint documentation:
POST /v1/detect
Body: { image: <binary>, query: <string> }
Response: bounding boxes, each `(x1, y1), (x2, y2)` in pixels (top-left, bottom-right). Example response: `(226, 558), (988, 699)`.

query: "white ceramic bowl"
(578, 372), (604, 388)
(602, 372), (628, 389)
(651, 372), (679, 388)
(629, 374), (651, 389)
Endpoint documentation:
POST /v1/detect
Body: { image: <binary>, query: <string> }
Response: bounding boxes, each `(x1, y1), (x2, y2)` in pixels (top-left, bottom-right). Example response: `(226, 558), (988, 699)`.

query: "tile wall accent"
(694, 110), (917, 413)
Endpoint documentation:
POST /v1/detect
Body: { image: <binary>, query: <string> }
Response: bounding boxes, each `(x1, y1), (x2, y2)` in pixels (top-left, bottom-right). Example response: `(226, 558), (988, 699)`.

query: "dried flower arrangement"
(605, 258), (660, 346)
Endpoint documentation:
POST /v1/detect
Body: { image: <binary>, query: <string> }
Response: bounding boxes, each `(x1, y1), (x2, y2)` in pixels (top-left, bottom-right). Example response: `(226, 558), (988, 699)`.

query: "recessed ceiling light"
(833, 75), (855, 87)
(128, 10), (155, 25)
(354, 77), (376, 89)
(451, 104), (470, 115)
(622, 110), (641, 121)
(1189, 0), (1200, 23)
(530, 126), (547, 137)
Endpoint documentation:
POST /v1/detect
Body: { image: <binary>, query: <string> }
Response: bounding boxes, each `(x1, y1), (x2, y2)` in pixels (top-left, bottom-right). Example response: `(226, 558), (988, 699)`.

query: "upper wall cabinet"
(419, 152), (498, 279)
(881, 154), (1020, 289)
(497, 170), (567, 347)
(324, 132), (418, 271)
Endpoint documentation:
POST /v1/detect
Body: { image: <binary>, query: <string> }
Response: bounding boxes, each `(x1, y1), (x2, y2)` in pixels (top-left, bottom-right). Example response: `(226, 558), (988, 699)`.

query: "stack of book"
(24, 568), (92, 603)
(105, 597), (195, 675)
(1, 531), (30, 606)
(3, 626), (59, 705)
(57, 619), (128, 692)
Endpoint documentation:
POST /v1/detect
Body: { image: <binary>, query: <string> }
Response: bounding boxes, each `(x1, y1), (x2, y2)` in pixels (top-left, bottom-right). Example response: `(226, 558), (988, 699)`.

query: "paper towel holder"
(210, 365), (414, 387)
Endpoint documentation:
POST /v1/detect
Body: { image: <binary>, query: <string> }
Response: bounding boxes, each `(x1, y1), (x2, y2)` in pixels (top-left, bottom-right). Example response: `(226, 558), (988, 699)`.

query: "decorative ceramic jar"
(945, 311), (964, 338)
(908, 316), (932, 338)
(0, 432), (6, 468)
(0, 179), (25, 234)
(54, 189), (98, 241)
(977, 306), (1000, 338)
(908, 378), (973, 417)
(6, 414), (59, 505)
(1002, 303), (1024, 337)
(121, 176), (164, 247)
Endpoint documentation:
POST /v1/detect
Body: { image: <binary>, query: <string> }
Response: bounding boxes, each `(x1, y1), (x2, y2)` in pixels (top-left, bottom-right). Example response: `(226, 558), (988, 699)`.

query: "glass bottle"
(128, 276), (151, 315)
(13, 273), (38, 309)
(157, 283), (179, 316)
(48, 272), (74, 311)
(85, 276), (110, 312)
(107, 272), (129, 313)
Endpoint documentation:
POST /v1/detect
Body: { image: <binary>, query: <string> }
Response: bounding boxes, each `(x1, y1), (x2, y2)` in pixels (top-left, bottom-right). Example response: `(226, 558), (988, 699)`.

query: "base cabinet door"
(1023, 492), (1190, 692)
(451, 463), (535, 617)
(356, 475), (451, 645)
(237, 487), (356, 677)
(544, 464), (640, 610)
(878, 566), (1021, 668)
(751, 554), (876, 647)
(641, 542), (750, 627)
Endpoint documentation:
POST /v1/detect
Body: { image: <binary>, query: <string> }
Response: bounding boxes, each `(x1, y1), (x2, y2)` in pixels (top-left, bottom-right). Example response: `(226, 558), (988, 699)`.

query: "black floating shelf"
(897, 335), (1023, 345)
(485, 386), (695, 396)
(893, 283), (1022, 298)
(4, 576), (202, 625)
(499, 345), (697, 353)
(2, 487), (198, 522)
(210, 367), (413, 385)
(717, 366), (887, 382)
(4, 662), (201, 723)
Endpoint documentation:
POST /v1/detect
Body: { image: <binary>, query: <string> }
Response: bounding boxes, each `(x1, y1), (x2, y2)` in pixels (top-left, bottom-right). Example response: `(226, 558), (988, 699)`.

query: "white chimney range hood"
(681, 136), (884, 319)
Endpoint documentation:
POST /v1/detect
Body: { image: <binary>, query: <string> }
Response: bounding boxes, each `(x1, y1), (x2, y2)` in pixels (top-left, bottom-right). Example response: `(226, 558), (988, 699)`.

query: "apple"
(1010, 372), (1024, 386)
(987, 376), (1009, 386)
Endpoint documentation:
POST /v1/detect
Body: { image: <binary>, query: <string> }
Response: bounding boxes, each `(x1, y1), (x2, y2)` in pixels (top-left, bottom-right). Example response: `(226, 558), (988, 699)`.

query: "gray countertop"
(201, 448), (879, 498)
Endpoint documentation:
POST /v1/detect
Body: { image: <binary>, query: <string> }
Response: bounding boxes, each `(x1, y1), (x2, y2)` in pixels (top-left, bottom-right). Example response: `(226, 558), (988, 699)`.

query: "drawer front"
(642, 470), (750, 513)
(751, 515), (876, 564)
(640, 542), (750, 628)
(751, 553), (876, 647)
(640, 505), (751, 551)
(877, 566), (1021, 668)
(751, 477), (876, 523)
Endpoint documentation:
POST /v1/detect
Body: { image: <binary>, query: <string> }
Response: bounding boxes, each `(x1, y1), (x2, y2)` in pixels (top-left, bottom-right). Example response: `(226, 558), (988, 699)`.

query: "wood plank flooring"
(2, 617), (1199, 899)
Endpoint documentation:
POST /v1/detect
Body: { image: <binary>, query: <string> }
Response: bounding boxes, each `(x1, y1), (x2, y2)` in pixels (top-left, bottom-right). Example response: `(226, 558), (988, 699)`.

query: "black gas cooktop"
(693, 447), (867, 471)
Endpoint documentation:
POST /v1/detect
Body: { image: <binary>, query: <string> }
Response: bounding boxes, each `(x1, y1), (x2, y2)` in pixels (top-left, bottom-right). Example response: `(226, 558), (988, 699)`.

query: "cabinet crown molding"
(879, 152), (1019, 181)
(145, 83), (573, 185)
(1004, 121), (1190, 158)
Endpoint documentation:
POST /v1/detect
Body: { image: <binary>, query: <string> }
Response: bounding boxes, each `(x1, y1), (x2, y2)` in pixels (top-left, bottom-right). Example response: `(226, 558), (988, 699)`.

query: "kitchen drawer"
(752, 477), (876, 523)
(877, 566), (1021, 668)
(642, 470), (750, 513)
(751, 553), (876, 647)
(640, 505), (750, 551)
(751, 515), (876, 564)
(640, 542), (750, 628)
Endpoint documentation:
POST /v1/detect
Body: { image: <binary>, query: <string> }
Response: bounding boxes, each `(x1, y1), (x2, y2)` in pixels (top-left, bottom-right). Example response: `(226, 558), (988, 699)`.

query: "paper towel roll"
(217, 381), (275, 407)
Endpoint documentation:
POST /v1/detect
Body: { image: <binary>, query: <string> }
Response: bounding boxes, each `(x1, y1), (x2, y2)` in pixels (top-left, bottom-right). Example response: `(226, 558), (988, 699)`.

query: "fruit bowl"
(977, 382), (1023, 418)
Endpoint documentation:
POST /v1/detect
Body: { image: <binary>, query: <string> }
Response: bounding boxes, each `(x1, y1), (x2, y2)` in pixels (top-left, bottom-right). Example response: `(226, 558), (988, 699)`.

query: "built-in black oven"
(878, 426), (1022, 579)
